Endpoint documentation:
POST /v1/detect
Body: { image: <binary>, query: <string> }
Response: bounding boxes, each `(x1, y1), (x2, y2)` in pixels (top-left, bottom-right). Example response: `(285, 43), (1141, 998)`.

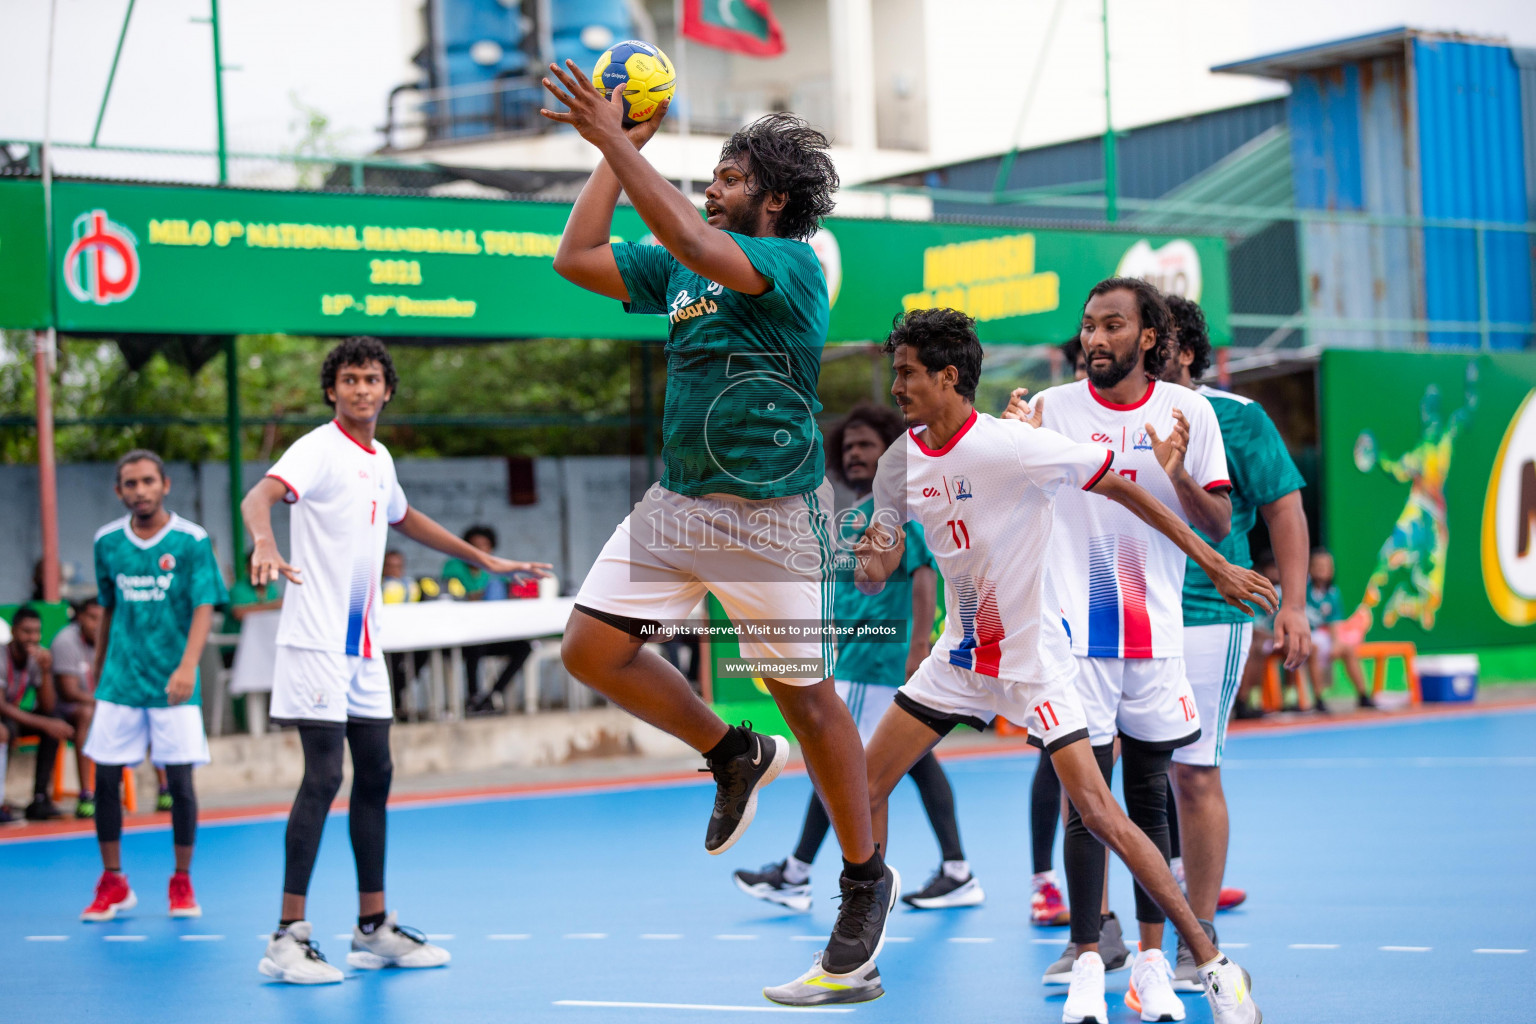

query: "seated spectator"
(227, 551), (283, 630)
(442, 526), (498, 600)
(50, 598), (102, 818)
(1304, 547), (1376, 710)
(381, 550), (426, 721)
(1, 606), (74, 821)
(442, 526), (537, 714)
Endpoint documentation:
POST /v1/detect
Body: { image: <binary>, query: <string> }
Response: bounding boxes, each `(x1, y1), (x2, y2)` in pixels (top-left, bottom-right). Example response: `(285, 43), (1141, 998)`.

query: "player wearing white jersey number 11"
(850, 308), (1267, 1024)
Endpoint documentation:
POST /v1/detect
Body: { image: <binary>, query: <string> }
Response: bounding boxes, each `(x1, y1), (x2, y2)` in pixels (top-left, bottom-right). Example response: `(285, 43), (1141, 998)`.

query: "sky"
(0, 0), (1532, 176)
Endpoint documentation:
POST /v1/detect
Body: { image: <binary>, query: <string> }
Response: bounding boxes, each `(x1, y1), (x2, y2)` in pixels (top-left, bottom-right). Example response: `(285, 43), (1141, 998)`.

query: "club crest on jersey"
(1132, 429), (1154, 451)
(158, 553), (176, 571)
(953, 476), (974, 500)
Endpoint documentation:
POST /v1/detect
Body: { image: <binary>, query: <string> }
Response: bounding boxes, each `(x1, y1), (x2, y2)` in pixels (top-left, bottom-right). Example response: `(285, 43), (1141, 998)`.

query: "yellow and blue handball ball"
(591, 39), (676, 127)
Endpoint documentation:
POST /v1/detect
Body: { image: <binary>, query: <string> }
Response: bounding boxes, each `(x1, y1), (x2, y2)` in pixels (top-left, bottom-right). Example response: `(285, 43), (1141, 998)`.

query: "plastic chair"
(1264, 640), (1419, 711)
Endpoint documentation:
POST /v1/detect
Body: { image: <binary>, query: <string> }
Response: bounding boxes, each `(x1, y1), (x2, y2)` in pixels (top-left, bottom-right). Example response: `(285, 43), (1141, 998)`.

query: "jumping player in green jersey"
(80, 449), (228, 923)
(540, 64), (893, 1002)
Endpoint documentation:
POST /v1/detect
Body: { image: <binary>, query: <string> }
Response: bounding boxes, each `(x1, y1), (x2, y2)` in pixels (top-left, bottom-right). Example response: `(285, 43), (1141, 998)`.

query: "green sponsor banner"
(821, 220), (1230, 345)
(0, 181), (49, 329)
(0, 178), (1229, 343)
(1321, 349), (1536, 651)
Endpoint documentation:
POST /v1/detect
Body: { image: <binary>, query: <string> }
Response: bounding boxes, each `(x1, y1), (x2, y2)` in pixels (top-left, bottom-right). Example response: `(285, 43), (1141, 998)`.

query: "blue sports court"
(3, 707), (1532, 1023)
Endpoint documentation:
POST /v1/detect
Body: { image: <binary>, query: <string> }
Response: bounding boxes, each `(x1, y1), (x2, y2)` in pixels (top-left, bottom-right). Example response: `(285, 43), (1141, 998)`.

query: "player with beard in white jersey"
(763, 308), (1268, 1024)
(1009, 277), (1237, 1022)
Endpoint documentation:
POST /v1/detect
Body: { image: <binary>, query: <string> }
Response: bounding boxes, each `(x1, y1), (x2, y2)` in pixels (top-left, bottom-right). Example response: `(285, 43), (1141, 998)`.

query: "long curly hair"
(1165, 293), (1212, 380)
(721, 113), (839, 241)
(882, 307), (983, 401)
(320, 336), (399, 409)
(1084, 277), (1172, 380)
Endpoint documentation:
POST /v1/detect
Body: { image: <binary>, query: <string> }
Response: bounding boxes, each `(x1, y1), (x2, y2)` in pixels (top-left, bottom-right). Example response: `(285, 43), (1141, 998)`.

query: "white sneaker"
(1199, 954), (1262, 1024)
(346, 911), (451, 969)
(1126, 949), (1187, 1022)
(258, 921), (344, 984)
(1062, 951), (1108, 1024)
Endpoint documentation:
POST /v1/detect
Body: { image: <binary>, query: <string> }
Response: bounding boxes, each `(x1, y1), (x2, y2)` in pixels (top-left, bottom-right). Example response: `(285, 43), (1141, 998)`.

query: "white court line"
(715, 934), (758, 941)
(641, 934), (683, 940)
(1380, 946), (1431, 952)
(791, 935), (824, 941)
(103, 935), (146, 942)
(1030, 938), (1061, 946)
(426, 934), (454, 941)
(885, 937), (913, 943)
(180, 934), (224, 942)
(564, 933), (608, 939)
(334, 933), (352, 940)
(948, 937), (994, 944)
(488, 934), (530, 940)
(1474, 948), (1528, 954)
(25, 936), (68, 942)
(1289, 943), (1339, 949)
(1224, 943), (1250, 949)
(555, 1000), (853, 1014)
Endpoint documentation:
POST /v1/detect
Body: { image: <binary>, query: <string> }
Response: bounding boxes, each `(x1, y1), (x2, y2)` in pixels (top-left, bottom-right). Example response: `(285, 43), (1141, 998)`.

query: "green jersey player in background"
(541, 63), (895, 1002)
(81, 450), (228, 923)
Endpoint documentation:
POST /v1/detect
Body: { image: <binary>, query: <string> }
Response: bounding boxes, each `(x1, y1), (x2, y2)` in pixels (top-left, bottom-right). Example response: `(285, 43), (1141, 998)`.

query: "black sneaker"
(701, 725), (788, 855)
(1358, 693), (1378, 710)
(25, 796), (64, 821)
(901, 866), (985, 909)
(733, 860), (813, 912)
(822, 862), (900, 975)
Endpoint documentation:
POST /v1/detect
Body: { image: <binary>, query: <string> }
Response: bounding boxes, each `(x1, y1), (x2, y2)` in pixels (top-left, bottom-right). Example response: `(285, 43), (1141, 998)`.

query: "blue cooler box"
(1418, 654), (1479, 702)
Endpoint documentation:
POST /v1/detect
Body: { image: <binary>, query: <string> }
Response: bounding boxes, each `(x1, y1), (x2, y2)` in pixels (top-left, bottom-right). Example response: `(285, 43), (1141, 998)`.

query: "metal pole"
(225, 336), (245, 573)
(1100, 0), (1117, 222)
(37, 0), (61, 604)
(91, 0), (137, 148)
(991, 0), (1068, 199)
(210, 0), (228, 184)
(674, 0), (692, 200)
(1474, 223), (1490, 351)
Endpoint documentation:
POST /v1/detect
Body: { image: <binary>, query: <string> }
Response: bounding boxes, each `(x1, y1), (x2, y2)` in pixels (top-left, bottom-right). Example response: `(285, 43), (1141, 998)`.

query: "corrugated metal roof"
(1212, 26), (1504, 79)
(1129, 125), (1294, 238)
(1415, 38), (1533, 348)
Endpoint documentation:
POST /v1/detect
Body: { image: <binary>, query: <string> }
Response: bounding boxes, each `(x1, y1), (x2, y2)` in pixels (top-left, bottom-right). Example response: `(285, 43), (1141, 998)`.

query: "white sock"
(1170, 856), (1186, 886)
(1032, 869), (1058, 888)
(0, 744), (8, 798)
(782, 855), (812, 885)
(942, 859), (970, 881)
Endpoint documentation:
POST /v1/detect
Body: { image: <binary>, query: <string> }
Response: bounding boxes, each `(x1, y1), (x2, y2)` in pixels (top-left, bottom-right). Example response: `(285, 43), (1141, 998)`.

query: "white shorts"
(270, 645), (392, 724)
(897, 655), (1089, 753)
(82, 699), (209, 767)
(835, 680), (900, 744)
(575, 482), (836, 682)
(1310, 628), (1332, 661)
(1073, 655), (1201, 749)
(1172, 623), (1253, 767)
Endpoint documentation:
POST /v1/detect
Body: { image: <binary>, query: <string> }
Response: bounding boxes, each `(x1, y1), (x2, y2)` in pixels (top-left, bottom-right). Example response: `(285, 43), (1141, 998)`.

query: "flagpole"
(675, 0), (692, 201)
(37, 0), (61, 604)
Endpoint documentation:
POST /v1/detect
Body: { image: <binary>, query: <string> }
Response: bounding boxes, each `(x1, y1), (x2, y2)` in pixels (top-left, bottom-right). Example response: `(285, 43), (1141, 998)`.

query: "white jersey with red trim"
(871, 410), (1114, 683)
(1035, 379), (1229, 659)
(266, 421), (408, 658)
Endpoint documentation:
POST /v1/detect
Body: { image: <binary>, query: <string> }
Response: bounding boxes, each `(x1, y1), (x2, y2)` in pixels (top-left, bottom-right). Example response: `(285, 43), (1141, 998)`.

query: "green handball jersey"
(612, 232), (828, 499)
(94, 513), (229, 707)
(1182, 386), (1305, 626)
(831, 496), (937, 687)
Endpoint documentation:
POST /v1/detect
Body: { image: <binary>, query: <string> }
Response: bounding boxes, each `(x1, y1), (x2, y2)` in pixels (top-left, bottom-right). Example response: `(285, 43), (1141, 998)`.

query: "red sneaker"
(168, 872), (202, 918)
(1030, 877), (1070, 926)
(81, 871), (137, 922)
(1217, 887), (1247, 912)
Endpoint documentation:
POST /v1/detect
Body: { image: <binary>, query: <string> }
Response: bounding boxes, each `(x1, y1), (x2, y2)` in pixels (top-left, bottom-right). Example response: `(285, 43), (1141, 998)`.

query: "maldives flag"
(682, 0), (786, 57)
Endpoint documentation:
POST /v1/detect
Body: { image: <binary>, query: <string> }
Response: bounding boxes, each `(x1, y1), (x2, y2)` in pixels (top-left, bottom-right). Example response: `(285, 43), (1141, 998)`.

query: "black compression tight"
(1030, 750), (1061, 875)
(1166, 783), (1182, 859)
(792, 751), (965, 865)
(94, 763), (197, 847)
(1063, 742), (1117, 945)
(1120, 735), (1175, 926)
(283, 719), (393, 897)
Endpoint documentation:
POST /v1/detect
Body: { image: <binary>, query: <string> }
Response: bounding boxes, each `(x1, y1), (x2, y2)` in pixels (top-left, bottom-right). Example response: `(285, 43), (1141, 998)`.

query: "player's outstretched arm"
(241, 477), (302, 586)
(541, 60), (770, 296)
(1091, 471), (1276, 616)
(550, 95), (671, 301)
(1260, 490), (1312, 670)
(391, 507), (554, 581)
